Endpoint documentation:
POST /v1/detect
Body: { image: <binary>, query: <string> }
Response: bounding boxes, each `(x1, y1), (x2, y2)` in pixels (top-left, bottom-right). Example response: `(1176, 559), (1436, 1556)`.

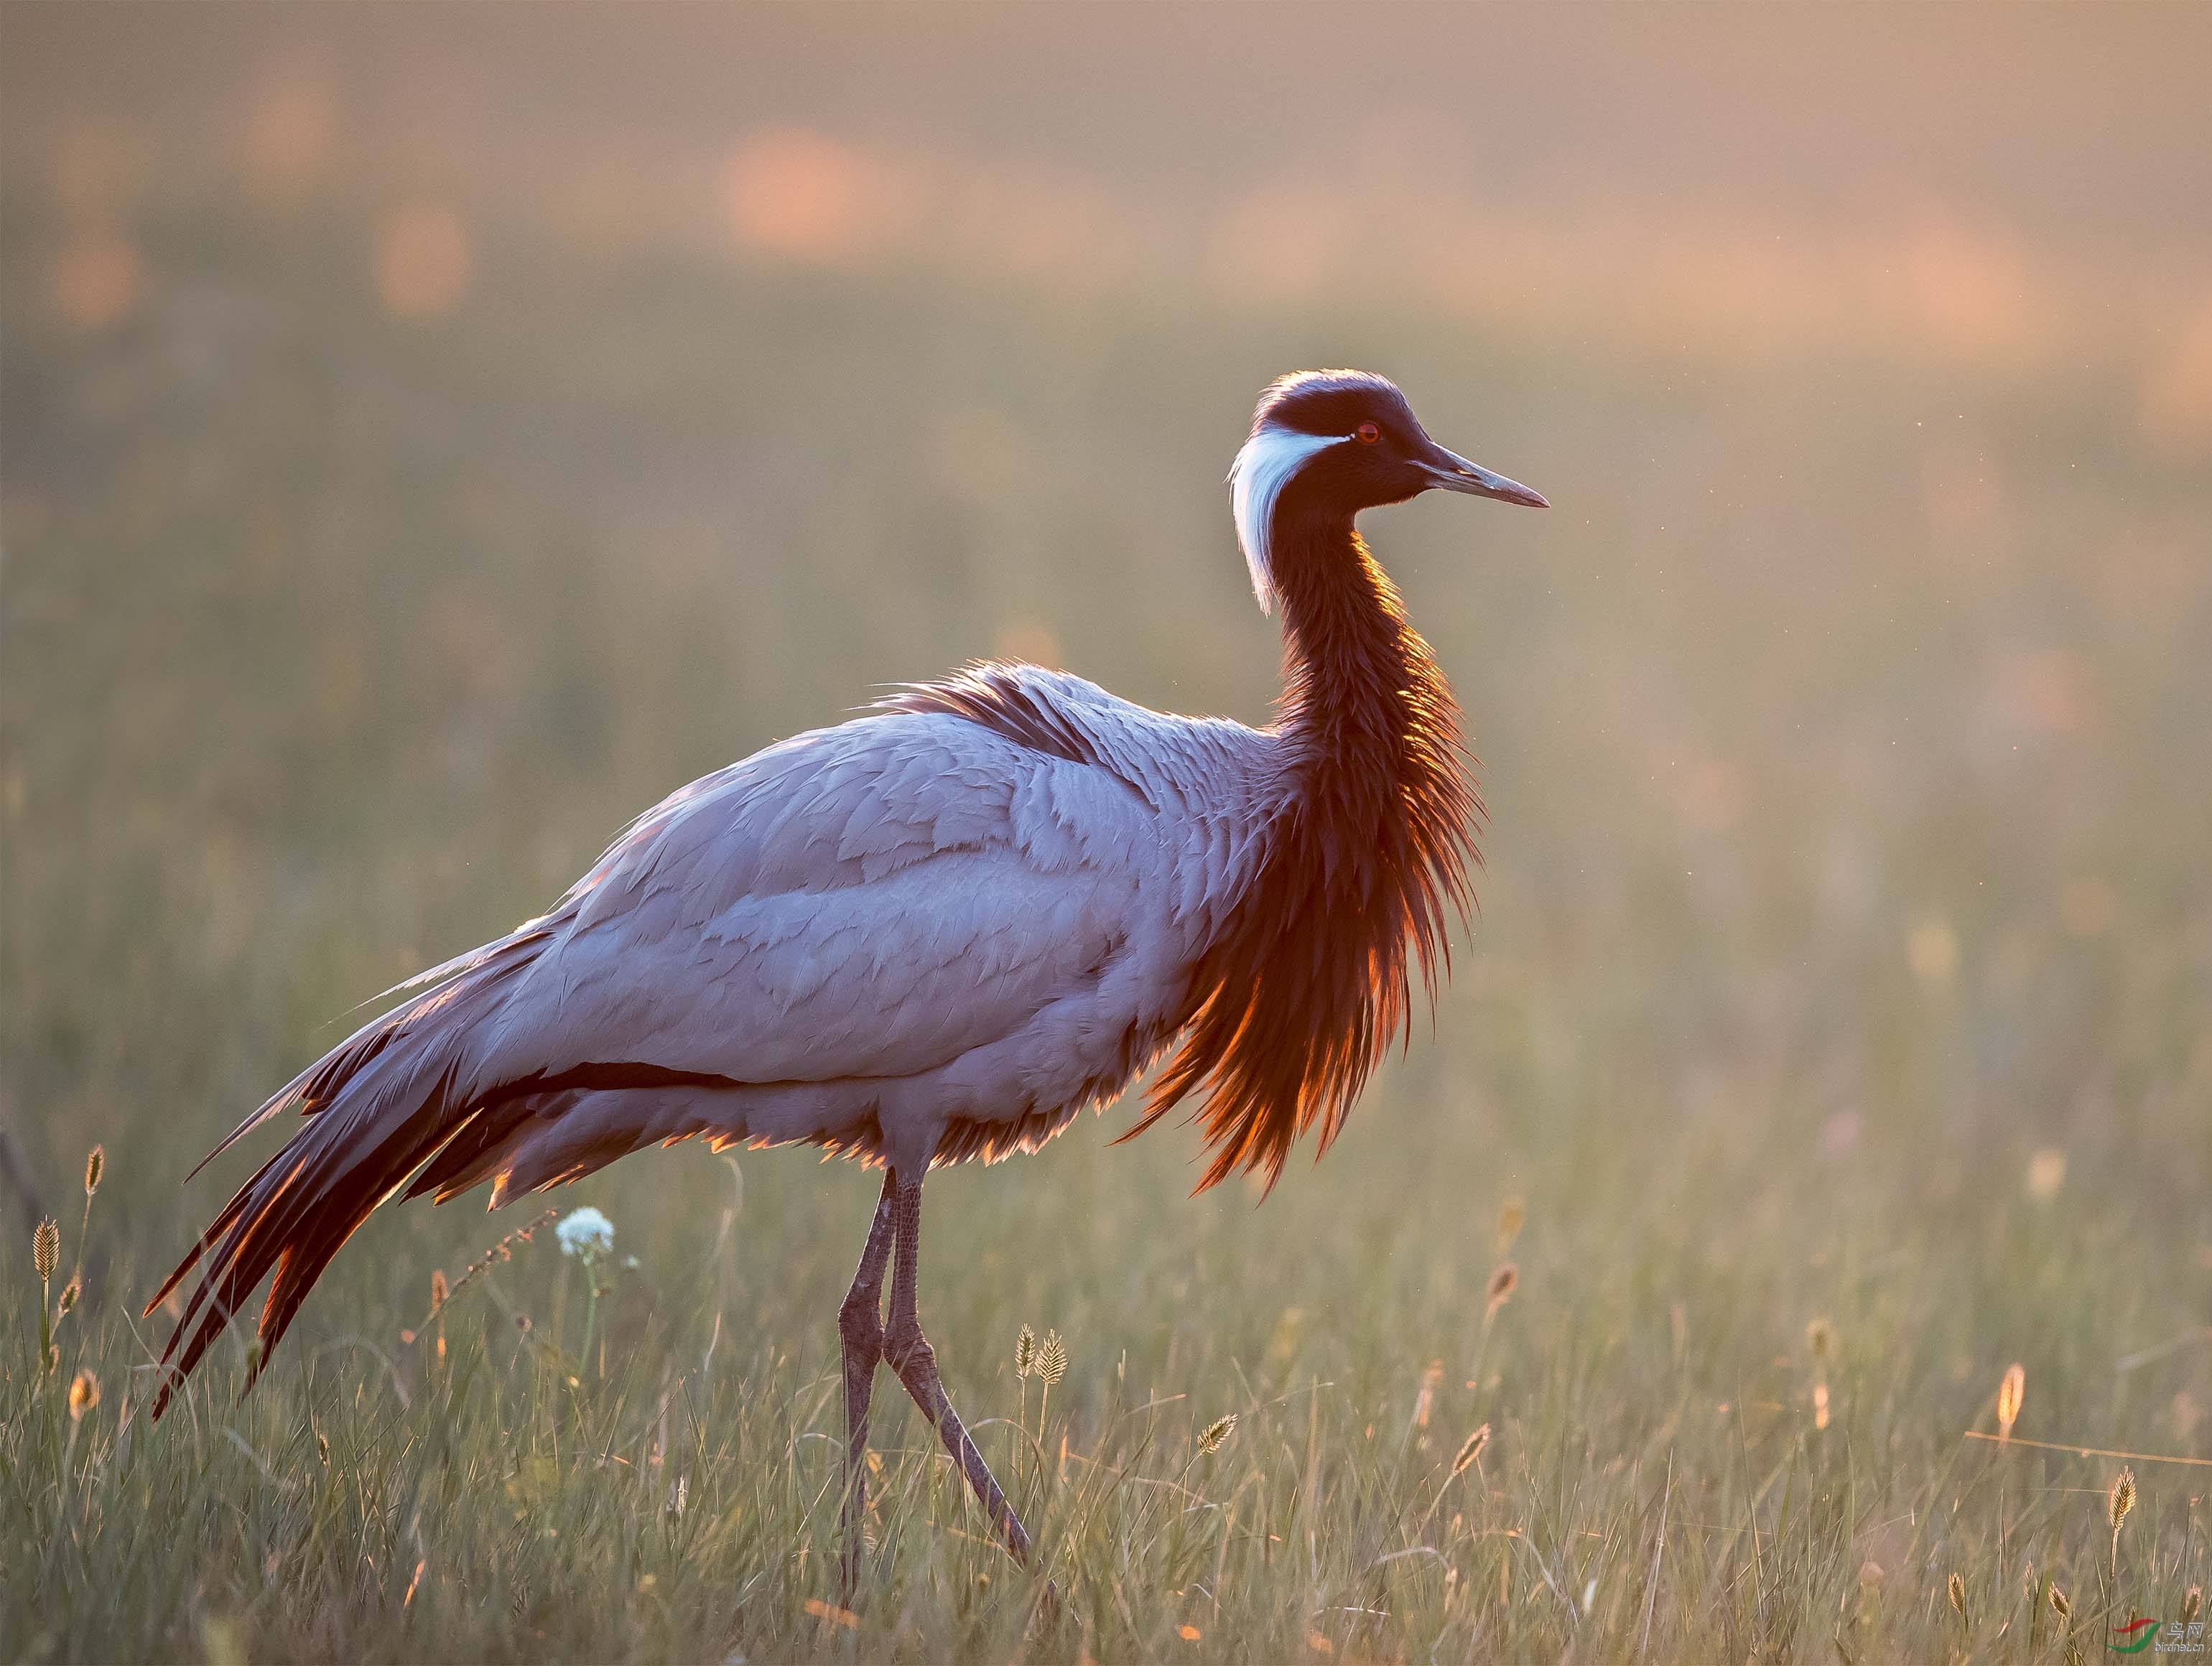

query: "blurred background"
(3, 0), (2208, 1471)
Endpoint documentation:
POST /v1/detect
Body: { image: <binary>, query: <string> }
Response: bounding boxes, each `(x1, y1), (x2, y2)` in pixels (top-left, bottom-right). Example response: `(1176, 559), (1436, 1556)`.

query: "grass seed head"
(429, 1269), (448, 1314)
(1947, 1570), (1965, 1618)
(1451, 1422), (1492, 1477)
(2180, 1586), (2201, 1624)
(58, 1274), (80, 1316)
(1485, 1262), (1519, 1317)
(1415, 1359), (1441, 1427)
(1997, 1362), (2025, 1437)
(2047, 1583), (2069, 1620)
(33, 1216), (59, 1283)
(1037, 1328), (1066, 1386)
(68, 1369), (99, 1420)
(2108, 1465), (2134, 1532)
(84, 1144), (104, 1196)
(1495, 1196), (1525, 1256)
(1197, 1413), (1237, 1454)
(1014, 1323), (1036, 1378)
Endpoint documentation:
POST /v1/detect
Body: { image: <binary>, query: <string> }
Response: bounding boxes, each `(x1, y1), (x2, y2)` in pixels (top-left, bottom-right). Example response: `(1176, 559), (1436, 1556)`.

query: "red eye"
(1356, 421), (1381, 444)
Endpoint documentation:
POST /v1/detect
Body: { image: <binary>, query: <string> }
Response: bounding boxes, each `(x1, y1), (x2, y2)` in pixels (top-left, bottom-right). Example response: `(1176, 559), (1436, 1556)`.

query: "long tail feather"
(144, 936), (543, 1418)
(182, 927), (555, 1185)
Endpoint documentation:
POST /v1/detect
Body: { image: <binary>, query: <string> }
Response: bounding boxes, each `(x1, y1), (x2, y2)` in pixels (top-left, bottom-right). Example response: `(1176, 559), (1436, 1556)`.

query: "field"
(4, 9), (2211, 1661)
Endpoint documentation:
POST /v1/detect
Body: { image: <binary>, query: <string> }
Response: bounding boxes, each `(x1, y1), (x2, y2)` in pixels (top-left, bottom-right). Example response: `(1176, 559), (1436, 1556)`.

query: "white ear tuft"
(1228, 424), (1342, 615)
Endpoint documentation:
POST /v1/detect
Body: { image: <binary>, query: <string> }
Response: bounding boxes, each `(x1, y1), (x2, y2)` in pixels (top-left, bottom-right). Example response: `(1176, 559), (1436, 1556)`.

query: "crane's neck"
(1266, 501), (1454, 799)
(1133, 491), (1479, 1192)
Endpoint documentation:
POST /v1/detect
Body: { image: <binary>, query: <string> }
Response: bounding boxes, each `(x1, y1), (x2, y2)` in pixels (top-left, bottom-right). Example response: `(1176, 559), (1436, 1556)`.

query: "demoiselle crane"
(147, 369), (1546, 1587)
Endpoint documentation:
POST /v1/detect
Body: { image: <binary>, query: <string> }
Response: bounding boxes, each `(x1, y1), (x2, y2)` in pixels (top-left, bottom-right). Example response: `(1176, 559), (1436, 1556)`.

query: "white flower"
(557, 1206), (615, 1260)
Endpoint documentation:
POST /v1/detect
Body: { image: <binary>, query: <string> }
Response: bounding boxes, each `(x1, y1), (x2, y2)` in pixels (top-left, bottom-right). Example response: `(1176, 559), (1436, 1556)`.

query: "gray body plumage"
(213, 668), (1278, 1201)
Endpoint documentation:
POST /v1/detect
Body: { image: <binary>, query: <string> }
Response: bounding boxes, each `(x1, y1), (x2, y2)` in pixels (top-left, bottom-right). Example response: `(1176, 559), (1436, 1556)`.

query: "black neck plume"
(1127, 491), (1481, 1191)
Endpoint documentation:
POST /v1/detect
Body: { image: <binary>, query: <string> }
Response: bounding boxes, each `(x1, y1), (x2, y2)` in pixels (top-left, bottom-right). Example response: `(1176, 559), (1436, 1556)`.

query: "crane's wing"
(472, 726), (1156, 1088)
(145, 704), (1189, 1414)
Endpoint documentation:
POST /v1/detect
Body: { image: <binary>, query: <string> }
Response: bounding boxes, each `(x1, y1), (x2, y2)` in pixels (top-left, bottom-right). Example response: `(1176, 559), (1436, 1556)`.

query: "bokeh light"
(2139, 293), (2212, 460)
(724, 129), (883, 264)
(241, 54), (338, 205)
(44, 225), (143, 330)
(374, 202), (473, 319)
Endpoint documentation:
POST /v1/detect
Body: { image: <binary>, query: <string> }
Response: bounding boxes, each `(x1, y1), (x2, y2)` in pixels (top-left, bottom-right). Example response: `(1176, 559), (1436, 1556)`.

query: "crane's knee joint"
(883, 1322), (934, 1379)
(839, 1290), (884, 1357)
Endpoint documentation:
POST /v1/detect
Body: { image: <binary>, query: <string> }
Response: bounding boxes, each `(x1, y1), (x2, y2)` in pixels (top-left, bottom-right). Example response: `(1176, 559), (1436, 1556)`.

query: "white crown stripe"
(1228, 424), (1346, 615)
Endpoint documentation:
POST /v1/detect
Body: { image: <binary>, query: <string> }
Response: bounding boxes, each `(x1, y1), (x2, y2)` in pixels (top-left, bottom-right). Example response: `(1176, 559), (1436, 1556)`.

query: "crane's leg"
(837, 1171), (898, 1603)
(882, 1172), (1037, 1567)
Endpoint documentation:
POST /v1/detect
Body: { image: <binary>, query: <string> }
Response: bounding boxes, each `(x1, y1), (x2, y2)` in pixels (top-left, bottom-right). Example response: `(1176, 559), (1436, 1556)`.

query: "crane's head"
(1230, 368), (1546, 613)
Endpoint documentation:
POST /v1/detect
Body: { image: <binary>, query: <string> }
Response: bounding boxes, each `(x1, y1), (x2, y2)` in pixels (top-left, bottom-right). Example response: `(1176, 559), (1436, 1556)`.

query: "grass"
(4, 134), (2210, 1660)
(5, 1085), (2206, 1661)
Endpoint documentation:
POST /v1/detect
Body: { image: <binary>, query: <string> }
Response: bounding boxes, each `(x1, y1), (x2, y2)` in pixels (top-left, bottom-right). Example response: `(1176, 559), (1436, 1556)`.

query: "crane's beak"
(1419, 442), (1548, 508)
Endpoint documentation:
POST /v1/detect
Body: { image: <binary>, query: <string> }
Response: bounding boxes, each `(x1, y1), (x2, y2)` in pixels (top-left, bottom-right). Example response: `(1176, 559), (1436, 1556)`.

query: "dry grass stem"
(417, 1209), (557, 1329)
